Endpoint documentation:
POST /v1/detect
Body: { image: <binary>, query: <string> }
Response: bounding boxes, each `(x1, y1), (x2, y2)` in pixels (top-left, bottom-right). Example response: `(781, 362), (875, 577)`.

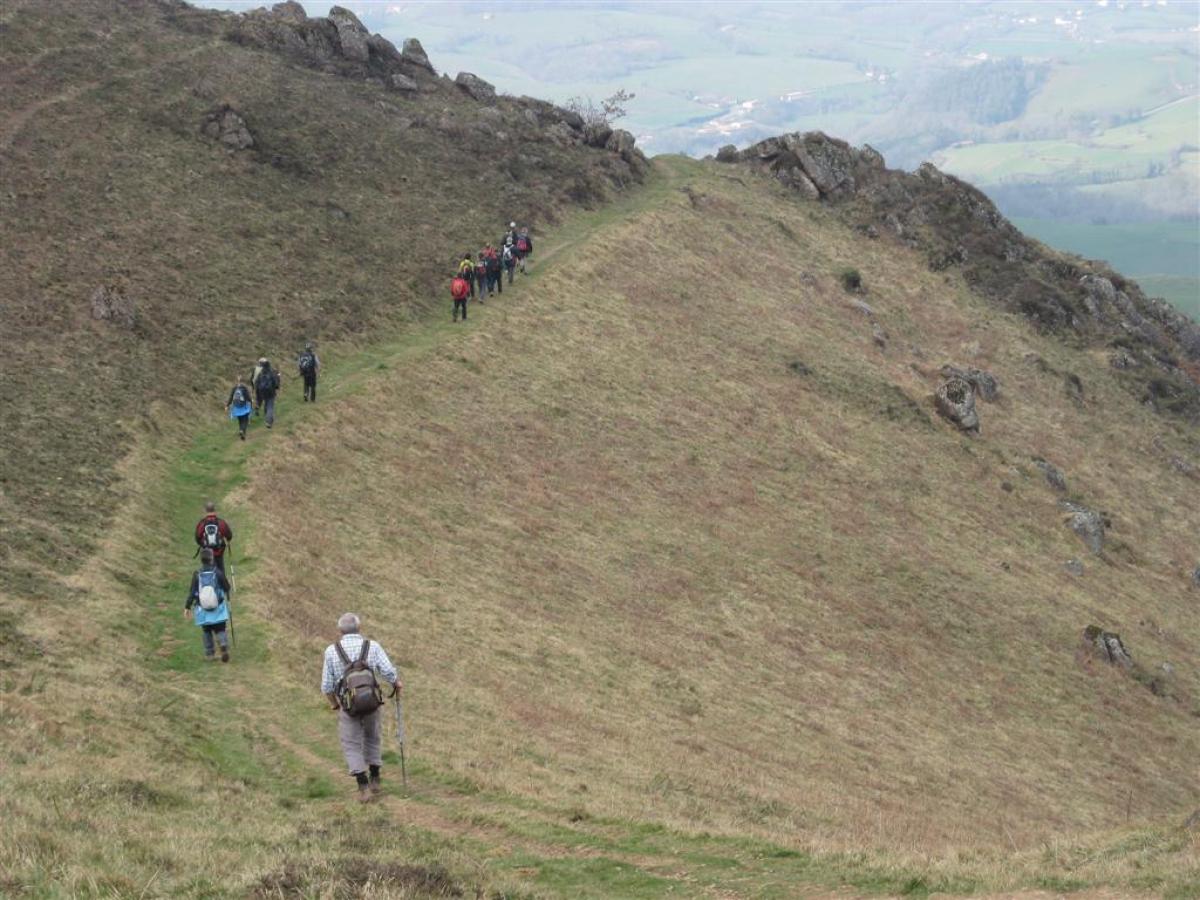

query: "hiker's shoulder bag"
(334, 639), (384, 717)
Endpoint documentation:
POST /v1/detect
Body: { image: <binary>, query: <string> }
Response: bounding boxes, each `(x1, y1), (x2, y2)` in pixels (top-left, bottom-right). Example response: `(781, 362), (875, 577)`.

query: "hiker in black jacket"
(298, 342), (320, 403)
(255, 359), (280, 429)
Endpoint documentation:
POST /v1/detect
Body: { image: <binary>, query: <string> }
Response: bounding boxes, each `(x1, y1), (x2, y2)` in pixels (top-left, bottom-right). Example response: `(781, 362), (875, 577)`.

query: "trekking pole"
(393, 692), (407, 790)
(226, 557), (236, 648)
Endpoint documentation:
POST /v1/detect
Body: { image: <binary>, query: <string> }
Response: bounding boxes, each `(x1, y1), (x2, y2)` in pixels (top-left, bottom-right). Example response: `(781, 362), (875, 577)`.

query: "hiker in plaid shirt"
(321, 613), (402, 803)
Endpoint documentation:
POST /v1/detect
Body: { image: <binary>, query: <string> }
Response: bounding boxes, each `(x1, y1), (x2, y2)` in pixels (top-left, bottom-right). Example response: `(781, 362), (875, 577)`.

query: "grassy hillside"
(3, 2), (1200, 898)
(0, 0), (642, 603)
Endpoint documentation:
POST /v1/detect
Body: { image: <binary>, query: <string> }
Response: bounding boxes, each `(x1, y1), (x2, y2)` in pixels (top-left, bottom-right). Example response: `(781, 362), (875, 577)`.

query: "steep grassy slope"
(8, 154), (1197, 896)
(0, 0), (642, 602)
(3, 3), (1200, 898)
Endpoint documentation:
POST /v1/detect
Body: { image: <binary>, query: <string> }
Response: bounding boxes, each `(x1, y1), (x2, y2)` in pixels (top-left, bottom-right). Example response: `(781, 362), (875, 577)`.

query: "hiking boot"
(220, 649), (229, 662)
(357, 784), (373, 804)
(239, 432), (246, 441)
(369, 773), (382, 796)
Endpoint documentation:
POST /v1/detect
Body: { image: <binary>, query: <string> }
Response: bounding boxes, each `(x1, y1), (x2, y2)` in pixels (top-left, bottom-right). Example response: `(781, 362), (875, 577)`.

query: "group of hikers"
(225, 343), (321, 440)
(191, 220), (535, 800)
(450, 222), (533, 322)
(184, 500), (401, 802)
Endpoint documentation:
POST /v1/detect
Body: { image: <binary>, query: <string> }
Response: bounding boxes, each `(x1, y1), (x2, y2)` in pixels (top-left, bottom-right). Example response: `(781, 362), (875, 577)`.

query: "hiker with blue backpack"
(226, 375), (254, 440)
(185, 548), (233, 662)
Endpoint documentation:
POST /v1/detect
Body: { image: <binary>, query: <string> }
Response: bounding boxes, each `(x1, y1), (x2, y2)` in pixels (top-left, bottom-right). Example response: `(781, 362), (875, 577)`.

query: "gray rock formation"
(583, 123), (613, 149)
(455, 71), (496, 103)
(940, 365), (998, 401)
(389, 72), (418, 92)
(1032, 457), (1067, 492)
(201, 106), (254, 150)
(716, 144), (738, 162)
(89, 286), (135, 327)
(1082, 625), (1132, 668)
(328, 6), (369, 62)
(1061, 501), (1106, 555)
(402, 38), (434, 71)
(934, 376), (979, 434)
(605, 128), (637, 161)
(366, 33), (400, 63)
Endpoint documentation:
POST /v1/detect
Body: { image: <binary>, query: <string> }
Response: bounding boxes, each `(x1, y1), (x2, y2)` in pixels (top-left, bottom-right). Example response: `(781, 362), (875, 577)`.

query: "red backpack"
(517, 237), (528, 253)
(451, 277), (469, 300)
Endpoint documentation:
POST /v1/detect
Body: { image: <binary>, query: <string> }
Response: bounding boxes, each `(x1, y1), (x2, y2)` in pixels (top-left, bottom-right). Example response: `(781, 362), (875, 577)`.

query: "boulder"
(1060, 501), (1106, 555)
(583, 122), (613, 148)
(201, 106), (254, 150)
(546, 121), (577, 144)
(401, 37), (434, 72)
(934, 376), (979, 434)
(605, 128), (637, 160)
(1081, 625), (1132, 669)
(776, 166), (819, 199)
(268, 0), (306, 22)
(328, 6), (369, 62)
(455, 71), (496, 103)
(940, 364), (998, 401)
(716, 144), (739, 163)
(523, 108), (539, 126)
(367, 33), (400, 63)
(389, 72), (418, 92)
(793, 135), (857, 196)
(89, 285), (135, 327)
(1032, 457), (1067, 492)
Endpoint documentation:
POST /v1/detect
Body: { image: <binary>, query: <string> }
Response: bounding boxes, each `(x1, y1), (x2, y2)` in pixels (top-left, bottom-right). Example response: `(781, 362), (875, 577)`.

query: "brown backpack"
(334, 639), (384, 717)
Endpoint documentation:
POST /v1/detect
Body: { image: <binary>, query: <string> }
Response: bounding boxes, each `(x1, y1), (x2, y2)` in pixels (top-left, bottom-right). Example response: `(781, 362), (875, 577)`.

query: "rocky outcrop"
(1032, 457), (1067, 492)
(201, 105), (254, 150)
(720, 130), (1200, 423)
(89, 285), (136, 327)
(940, 365), (998, 402)
(1082, 625), (1132, 669)
(455, 72), (496, 103)
(229, 4), (433, 86)
(389, 73), (418, 92)
(1061, 501), (1107, 555)
(934, 376), (979, 434)
(401, 37), (434, 72)
(582, 123), (613, 149)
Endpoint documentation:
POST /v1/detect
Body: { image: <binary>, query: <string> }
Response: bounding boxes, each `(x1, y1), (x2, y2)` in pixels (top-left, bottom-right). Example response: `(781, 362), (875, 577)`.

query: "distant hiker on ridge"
(485, 243), (502, 295)
(458, 252), (477, 299)
(254, 358), (280, 429)
(194, 501), (234, 575)
(451, 269), (470, 322)
(321, 612), (402, 803)
(474, 250), (490, 303)
(502, 241), (516, 286)
(298, 342), (320, 403)
(515, 227), (532, 274)
(185, 548), (232, 663)
(226, 375), (254, 441)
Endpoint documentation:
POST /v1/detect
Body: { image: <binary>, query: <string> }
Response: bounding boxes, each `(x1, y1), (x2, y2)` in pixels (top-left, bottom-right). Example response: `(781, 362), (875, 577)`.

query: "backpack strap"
(356, 639), (371, 666)
(334, 639), (352, 667)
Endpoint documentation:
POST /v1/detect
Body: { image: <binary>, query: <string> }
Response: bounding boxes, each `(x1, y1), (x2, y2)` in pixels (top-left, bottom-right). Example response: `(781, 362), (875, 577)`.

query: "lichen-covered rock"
(605, 128), (636, 158)
(328, 6), (369, 62)
(583, 123), (613, 148)
(366, 33), (400, 62)
(401, 37), (434, 72)
(267, 0), (306, 22)
(201, 105), (254, 150)
(935, 376), (979, 434)
(941, 365), (998, 401)
(1081, 625), (1132, 668)
(389, 72), (418, 92)
(89, 285), (135, 327)
(1061, 501), (1106, 555)
(716, 144), (739, 162)
(1032, 457), (1067, 492)
(455, 71), (496, 103)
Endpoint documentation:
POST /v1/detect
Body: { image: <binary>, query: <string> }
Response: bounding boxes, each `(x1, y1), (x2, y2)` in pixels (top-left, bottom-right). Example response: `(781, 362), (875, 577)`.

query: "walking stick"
(393, 693), (407, 789)
(226, 556), (236, 648)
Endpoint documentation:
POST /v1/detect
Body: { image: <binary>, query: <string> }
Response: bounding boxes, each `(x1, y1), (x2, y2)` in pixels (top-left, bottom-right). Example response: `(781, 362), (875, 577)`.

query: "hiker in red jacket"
(194, 501), (234, 575)
(451, 272), (470, 322)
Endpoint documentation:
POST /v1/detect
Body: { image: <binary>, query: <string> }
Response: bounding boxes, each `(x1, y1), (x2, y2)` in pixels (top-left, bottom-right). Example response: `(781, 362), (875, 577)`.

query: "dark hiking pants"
(303, 373), (317, 402)
(236, 413), (250, 437)
(453, 298), (467, 321)
(201, 622), (228, 657)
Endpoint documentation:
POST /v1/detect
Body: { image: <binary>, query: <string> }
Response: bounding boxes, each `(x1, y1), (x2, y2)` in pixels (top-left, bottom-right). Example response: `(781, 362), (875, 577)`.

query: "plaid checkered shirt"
(320, 633), (400, 695)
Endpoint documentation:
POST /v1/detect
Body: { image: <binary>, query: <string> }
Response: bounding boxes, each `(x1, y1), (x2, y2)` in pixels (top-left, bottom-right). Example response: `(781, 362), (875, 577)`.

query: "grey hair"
(337, 613), (361, 634)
